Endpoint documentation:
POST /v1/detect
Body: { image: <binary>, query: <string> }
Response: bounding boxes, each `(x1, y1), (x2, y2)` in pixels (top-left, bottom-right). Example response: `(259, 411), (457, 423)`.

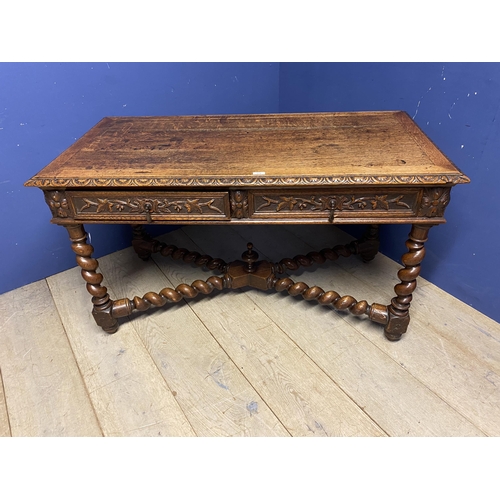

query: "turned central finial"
(242, 242), (259, 272)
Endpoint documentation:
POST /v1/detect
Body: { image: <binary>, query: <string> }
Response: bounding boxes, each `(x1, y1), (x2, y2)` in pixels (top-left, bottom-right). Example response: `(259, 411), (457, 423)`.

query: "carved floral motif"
(256, 194), (412, 213)
(44, 190), (70, 218)
(417, 188), (451, 217)
(76, 197), (223, 215)
(230, 190), (249, 219)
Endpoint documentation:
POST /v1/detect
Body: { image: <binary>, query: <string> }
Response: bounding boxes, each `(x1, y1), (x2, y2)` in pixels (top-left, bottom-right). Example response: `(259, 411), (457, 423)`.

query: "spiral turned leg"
(65, 224), (119, 334)
(385, 224), (433, 341)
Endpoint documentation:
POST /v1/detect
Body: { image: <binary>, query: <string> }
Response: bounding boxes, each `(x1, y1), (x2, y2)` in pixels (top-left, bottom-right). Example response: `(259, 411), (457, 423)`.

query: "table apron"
(44, 186), (451, 225)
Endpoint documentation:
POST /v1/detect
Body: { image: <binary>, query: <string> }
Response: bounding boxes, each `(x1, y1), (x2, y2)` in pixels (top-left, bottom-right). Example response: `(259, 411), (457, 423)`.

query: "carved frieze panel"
(43, 187), (451, 224)
(250, 191), (418, 218)
(67, 191), (230, 220)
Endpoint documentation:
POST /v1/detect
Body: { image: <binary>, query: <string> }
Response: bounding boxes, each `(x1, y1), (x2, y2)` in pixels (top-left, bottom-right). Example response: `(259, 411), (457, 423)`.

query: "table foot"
(65, 224), (119, 334)
(92, 296), (119, 333)
(384, 313), (410, 341)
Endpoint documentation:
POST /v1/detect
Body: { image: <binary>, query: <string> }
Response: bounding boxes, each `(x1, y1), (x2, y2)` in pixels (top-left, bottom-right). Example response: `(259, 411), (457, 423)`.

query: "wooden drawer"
(248, 189), (420, 221)
(66, 191), (231, 222)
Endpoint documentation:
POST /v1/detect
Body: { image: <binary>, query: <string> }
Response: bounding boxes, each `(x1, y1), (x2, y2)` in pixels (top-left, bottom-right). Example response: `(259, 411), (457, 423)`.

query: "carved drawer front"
(248, 190), (420, 220)
(67, 191), (231, 221)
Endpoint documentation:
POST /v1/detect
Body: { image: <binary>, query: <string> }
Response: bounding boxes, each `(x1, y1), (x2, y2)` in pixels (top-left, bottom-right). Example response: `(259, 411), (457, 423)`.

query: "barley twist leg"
(385, 224), (433, 341)
(65, 224), (118, 333)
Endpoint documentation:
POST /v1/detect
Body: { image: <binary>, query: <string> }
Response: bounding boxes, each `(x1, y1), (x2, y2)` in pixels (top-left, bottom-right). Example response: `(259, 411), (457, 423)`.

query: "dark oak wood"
(25, 112), (469, 341)
(385, 224), (434, 341)
(65, 224), (118, 333)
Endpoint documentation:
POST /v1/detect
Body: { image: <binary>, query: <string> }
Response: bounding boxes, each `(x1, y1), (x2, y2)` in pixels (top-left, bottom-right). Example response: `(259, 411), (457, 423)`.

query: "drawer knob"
(329, 208), (335, 223)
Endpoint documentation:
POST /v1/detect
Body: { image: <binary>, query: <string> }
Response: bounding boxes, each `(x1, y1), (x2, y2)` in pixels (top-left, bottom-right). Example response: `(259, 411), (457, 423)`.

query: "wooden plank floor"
(1, 225), (499, 437)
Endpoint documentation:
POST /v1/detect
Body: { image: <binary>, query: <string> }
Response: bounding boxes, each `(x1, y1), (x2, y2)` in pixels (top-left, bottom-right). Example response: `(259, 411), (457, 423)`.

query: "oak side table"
(25, 112), (469, 341)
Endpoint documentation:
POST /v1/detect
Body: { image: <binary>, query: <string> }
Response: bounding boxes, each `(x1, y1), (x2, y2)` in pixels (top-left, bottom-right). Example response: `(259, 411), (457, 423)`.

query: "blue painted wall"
(279, 62), (500, 323)
(0, 62), (279, 295)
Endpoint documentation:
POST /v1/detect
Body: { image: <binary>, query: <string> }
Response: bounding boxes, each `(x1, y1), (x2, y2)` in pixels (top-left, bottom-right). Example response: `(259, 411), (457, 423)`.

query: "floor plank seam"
(126, 321), (200, 438)
(433, 326), (500, 376)
(247, 292), (391, 437)
(155, 231), (294, 436)
(183, 297), (293, 436)
(173, 228), (387, 436)
(275, 227), (494, 434)
(102, 269), (200, 438)
(228, 225), (495, 436)
(226, 225), (391, 434)
(342, 316), (489, 436)
(45, 278), (106, 437)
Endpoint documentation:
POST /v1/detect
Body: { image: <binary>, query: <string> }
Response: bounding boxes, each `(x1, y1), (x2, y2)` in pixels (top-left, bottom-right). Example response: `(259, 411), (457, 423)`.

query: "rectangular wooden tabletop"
(25, 111), (469, 189)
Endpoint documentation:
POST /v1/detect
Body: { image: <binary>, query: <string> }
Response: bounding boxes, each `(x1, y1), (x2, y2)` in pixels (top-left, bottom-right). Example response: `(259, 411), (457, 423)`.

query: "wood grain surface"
(0, 280), (102, 436)
(25, 112), (469, 188)
(47, 269), (196, 437)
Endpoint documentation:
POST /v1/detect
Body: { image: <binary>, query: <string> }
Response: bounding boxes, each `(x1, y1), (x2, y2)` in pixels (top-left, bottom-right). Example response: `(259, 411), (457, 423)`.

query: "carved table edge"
(24, 173), (471, 189)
